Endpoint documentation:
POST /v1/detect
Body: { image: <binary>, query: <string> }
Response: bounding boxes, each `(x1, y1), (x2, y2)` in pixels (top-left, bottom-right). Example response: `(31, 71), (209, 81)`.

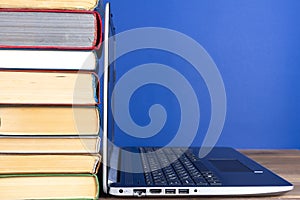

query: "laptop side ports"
(149, 189), (162, 194)
(179, 189), (189, 194)
(165, 189), (176, 194)
(133, 189), (146, 197)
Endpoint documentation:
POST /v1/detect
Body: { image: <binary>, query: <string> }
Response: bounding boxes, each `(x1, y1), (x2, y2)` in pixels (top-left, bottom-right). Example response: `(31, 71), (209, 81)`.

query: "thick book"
(0, 50), (98, 70)
(0, 9), (102, 50)
(0, 136), (100, 153)
(0, 174), (99, 200)
(0, 154), (100, 174)
(0, 71), (99, 105)
(0, 0), (100, 10)
(0, 106), (100, 135)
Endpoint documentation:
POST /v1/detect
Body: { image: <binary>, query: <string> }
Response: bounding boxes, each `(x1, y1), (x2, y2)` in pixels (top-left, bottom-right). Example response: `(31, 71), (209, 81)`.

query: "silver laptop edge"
(103, 2), (119, 193)
(102, 2), (110, 194)
(110, 186), (293, 197)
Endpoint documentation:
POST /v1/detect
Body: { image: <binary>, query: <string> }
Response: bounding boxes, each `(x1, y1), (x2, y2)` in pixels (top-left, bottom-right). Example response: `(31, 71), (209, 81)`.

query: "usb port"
(179, 189), (189, 194)
(165, 189), (176, 194)
(150, 189), (162, 194)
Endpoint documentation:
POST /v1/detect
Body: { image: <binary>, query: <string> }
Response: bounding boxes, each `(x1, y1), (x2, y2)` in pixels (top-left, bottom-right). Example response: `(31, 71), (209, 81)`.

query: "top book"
(0, 0), (101, 10)
(0, 10), (102, 50)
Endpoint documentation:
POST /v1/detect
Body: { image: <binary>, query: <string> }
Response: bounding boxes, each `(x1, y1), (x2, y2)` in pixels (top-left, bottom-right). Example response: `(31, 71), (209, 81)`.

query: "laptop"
(102, 2), (293, 197)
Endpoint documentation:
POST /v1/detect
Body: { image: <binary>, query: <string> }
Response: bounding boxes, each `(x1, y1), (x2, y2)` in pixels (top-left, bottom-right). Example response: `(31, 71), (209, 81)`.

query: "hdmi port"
(150, 189), (162, 194)
(165, 189), (176, 194)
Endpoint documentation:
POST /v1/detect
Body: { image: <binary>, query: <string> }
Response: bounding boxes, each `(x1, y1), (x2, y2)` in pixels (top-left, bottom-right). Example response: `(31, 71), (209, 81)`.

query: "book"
(0, 154), (100, 174)
(0, 174), (99, 200)
(0, 9), (102, 50)
(0, 106), (100, 135)
(0, 50), (98, 70)
(0, 0), (100, 10)
(0, 136), (100, 153)
(0, 71), (99, 105)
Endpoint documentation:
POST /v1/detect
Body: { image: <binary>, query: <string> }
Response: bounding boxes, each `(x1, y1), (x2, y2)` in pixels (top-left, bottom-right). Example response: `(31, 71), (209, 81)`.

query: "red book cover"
(0, 9), (102, 50)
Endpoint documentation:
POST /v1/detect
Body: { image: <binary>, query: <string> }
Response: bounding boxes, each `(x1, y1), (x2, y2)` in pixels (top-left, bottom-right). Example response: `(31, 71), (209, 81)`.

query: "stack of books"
(0, 0), (102, 199)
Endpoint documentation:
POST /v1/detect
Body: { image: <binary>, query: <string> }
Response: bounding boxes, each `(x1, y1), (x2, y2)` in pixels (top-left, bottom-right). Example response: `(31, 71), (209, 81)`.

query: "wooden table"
(102, 150), (300, 199)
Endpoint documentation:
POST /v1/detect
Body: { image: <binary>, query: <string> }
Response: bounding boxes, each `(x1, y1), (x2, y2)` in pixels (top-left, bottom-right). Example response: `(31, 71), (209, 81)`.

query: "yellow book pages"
(0, 154), (101, 174)
(0, 137), (100, 153)
(0, 0), (99, 10)
(0, 71), (98, 105)
(0, 106), (99, 135)
(0, 175), (98, 200)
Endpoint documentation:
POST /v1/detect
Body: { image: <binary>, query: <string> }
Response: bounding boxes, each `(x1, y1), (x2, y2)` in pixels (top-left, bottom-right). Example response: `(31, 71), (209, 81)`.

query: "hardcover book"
(0, 174), (99, 200)
(0, 154), (100, 174)
(0, 0), (100, 10)
(0, 9), (102, 50)
(0, 71), (100, 105)
(0, 106), (100, 136)
(0, 136), (100, 153)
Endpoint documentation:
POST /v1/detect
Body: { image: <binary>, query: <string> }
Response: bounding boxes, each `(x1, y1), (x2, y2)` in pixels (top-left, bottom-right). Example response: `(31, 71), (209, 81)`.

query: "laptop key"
(169, 180), (181, 185)
(182, 178), (195, 186)
(146, 179), (153, 185)
(196, 182), (209, 186)
(210, 182), (222, 186)
(193, 177), (206, 182)
(190, 170), (201, 176)
(154, 181), (167, 185)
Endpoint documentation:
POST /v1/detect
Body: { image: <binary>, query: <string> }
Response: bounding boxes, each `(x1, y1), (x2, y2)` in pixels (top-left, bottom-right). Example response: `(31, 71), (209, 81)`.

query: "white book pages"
(0, 50), (97, 70)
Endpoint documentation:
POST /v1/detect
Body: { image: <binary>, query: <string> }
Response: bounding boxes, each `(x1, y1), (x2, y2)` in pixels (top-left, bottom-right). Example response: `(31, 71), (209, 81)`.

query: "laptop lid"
(102, 2), (116, 194)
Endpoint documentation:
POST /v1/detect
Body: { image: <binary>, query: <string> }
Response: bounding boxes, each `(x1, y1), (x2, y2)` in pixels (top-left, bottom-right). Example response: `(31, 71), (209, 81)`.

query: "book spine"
(93, 11), (103, 50)
(93, 173), (100, 199)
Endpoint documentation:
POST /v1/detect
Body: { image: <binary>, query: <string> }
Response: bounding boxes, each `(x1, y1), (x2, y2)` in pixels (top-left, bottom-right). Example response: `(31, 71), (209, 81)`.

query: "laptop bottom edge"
(109, 186), (294, 197)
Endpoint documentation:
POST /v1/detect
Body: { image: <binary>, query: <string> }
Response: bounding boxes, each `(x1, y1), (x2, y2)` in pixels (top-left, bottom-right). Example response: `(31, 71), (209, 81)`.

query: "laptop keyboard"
(140, 147), (222, 186)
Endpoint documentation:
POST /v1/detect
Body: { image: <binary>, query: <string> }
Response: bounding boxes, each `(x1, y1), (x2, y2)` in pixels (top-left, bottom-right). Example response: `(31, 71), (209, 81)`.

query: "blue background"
(104, 0), (300, 149)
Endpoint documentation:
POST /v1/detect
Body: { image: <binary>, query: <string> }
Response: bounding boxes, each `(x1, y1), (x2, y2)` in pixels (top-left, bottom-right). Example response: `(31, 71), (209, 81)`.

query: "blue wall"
(104, 0), (300, 149)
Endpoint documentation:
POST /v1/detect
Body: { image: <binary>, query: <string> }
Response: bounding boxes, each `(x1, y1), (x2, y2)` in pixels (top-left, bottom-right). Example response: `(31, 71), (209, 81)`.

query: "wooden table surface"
(102, 150), (300, 199)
